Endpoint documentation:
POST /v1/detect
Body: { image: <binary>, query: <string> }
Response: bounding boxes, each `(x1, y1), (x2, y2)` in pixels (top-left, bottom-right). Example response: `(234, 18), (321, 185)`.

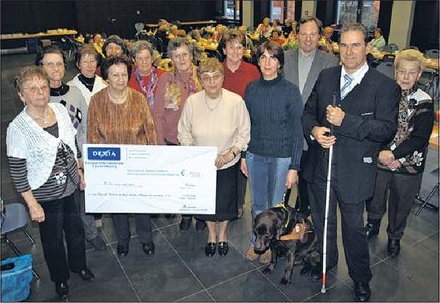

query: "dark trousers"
(113, 214), (153, 246)
(366, 170), (423, 240)
(237, 168), (247, 209)
(295, 150), (311, 215)
(79, 190), (100, 241)
(308, 165), (372, 284)
(39, 190), (87, 283)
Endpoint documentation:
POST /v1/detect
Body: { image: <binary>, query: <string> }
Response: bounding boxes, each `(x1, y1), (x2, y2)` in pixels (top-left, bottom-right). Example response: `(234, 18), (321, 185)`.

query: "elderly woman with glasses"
(154, 37), (203, 231)
(6, 66), (94, 300)
(365, 49), (434, 257)
(241, 41), (303, 264)
(128, 40), (164, 110)
(178, 58), (250, 257)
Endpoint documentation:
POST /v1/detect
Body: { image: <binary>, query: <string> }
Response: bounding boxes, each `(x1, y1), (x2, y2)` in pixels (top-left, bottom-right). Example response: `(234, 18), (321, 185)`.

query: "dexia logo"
(88, 147), (121, 160)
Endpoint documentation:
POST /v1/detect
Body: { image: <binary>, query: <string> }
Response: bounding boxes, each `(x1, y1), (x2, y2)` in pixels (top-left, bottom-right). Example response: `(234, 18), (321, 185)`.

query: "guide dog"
(253, 204), (319, 284)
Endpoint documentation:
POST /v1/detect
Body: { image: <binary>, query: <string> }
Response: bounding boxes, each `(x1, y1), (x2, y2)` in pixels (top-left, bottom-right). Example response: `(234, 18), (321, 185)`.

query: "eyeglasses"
(23, 84), (49, 94)
(135, 56), (152, 63)
(396, 69), (419, 77)
(258, 55), (278, 63)
(172, 52), (190, 60)
(42, 62), (65, 69)
(200, 72), (223, 82)
(298, 32), (319, 38)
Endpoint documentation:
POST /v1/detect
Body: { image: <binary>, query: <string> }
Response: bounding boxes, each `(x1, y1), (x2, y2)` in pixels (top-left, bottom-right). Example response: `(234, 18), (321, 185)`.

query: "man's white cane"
(321, 94), (337, 293)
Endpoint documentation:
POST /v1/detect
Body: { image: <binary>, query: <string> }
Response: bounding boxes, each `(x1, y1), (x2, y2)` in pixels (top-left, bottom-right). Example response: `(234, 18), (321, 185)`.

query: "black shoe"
(55, 281), (69, 300)
(165, 214), (176, 219)
(117, 243), (129, 257)
(78, 268), (95, 281)
(387, 239), (400, 257)
(195, 220), (206, 231)
(142, 242), (155, 256)
(205, 242), (216, 257)
(218, 242), (229, 256)
(354, 281), (371, 302)
(311, 262), (337, 281)
(365, 219), (380, 239)
(179, 218), (191, 231)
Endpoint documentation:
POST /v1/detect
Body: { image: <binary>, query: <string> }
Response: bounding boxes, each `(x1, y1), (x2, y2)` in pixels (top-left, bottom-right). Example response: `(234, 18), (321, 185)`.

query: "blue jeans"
(246, 151), (291, 217)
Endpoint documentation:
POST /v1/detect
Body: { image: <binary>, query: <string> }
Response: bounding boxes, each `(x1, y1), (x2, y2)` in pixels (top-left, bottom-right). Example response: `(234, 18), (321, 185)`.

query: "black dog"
(253, 204), (319, 284)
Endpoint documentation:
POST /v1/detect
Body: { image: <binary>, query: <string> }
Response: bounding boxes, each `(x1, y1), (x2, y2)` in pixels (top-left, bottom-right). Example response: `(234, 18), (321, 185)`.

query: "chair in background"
(425, 49), (439, 59)
(134, 22), (144, 36)
(1, 198), (40, 279)
(51, 36), (79, 60)
(382, 43), (399, 53)
(376, 61), (395, 79)
(418, 69), (439, 103)
(382, 53), (396, 62)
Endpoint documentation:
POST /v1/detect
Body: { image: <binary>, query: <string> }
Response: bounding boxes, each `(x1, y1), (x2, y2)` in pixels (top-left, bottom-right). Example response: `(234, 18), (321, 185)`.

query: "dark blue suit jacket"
(302, 65), (400, 203)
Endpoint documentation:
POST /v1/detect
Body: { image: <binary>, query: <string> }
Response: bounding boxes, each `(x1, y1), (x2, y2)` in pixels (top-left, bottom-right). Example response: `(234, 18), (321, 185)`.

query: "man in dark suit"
(283, 16), (339, 215)
(302, 23), (399, 302)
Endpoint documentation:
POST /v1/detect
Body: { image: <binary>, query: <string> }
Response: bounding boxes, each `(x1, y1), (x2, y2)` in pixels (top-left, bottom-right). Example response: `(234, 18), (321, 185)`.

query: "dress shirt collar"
(341, 61), (369, 87)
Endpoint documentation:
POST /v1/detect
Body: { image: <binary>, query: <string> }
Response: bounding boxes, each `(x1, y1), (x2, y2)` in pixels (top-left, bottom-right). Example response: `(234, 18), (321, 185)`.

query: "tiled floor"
(1, 54), (439, 302)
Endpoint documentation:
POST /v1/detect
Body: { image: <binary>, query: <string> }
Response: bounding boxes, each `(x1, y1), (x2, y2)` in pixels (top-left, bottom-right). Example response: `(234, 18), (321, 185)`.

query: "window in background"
(286, 1), (296, 21)
(361, 1), (380, 32)
(270, 1), (295, 23)
(224, 0), (241, 21)
(336, 1), (358, 24)
(336, 0), (380, 31)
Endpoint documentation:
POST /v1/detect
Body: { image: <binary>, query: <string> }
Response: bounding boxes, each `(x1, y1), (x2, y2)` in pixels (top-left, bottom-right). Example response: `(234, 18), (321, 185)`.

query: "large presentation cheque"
(84, 144), (217, 214)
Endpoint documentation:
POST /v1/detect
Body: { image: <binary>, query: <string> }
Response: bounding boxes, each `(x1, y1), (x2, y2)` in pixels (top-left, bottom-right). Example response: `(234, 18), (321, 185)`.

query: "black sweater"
(244, 75), (303, 170)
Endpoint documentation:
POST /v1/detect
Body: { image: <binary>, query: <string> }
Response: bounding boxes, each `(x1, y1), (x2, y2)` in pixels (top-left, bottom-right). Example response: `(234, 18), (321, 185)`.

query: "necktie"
(341, 74), (353, 99)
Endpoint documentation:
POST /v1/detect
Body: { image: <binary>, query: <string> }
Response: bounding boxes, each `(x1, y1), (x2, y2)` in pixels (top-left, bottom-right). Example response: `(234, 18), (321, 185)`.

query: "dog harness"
(273, 203), (310, 242)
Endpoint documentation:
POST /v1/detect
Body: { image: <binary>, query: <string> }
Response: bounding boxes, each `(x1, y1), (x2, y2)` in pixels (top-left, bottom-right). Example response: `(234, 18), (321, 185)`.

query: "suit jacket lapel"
(303, 51), (322, 100)
(292, 50), (299, 88)
(339, 67), (376, 111)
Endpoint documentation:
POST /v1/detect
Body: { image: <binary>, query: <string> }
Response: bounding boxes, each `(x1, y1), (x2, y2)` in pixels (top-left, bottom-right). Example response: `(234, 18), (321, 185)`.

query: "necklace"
(27, 107), (51, 125)
(108, 88), (128, 104)
(204, 92), (222, 112)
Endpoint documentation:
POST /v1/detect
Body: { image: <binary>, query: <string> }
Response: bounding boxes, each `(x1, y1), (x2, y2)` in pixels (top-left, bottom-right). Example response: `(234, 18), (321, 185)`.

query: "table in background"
(1, 30), (77, 53)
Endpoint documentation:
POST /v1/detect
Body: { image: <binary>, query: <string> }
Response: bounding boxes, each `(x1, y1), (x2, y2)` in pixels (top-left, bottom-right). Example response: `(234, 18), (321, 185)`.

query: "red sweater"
(223, 61), (260, 98)
(128, 67), (165, 108)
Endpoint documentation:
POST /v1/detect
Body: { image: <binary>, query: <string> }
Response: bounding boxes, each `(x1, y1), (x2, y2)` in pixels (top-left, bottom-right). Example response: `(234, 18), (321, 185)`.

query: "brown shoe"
(259, 249), (272, 264)
(245, 247), (259, 261)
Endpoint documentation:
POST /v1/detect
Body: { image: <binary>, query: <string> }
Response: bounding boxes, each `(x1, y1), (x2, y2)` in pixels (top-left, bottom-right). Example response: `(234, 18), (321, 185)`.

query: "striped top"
(8, 123), (79, 201)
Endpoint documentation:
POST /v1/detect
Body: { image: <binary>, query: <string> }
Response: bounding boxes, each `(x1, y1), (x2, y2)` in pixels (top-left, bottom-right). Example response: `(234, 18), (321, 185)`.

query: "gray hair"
(130, 40), (154, 58)
(167, 37), (194, 58)
(339, 23), (368, 43)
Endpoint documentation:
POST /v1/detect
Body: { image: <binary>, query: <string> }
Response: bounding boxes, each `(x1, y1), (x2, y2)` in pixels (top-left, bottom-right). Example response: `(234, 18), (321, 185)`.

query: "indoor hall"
(1, 53), (438, 302)
(1, 0), (439, 302)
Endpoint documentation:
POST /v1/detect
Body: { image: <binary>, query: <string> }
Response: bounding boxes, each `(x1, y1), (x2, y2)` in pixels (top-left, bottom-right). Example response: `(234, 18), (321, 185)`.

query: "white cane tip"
(321, 287), (326, 294)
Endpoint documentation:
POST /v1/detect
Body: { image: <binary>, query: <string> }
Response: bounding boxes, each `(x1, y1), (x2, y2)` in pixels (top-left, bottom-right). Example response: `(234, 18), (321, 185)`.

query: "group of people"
(6, 15), (434, 303)
(254, 16), (338, 54)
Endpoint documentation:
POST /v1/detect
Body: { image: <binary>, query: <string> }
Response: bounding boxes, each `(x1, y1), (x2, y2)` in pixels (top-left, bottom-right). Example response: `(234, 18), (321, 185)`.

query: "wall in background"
(2, 1), (217, 39)
(1, 1), (77, 34)
(74, 1), (217, 38)
(410, 0), (439, 51)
